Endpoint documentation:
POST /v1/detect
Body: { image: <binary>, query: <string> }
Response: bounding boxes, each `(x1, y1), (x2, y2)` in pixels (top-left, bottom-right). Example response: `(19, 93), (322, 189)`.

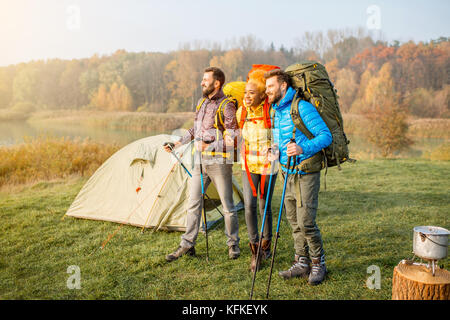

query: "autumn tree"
(324, 59), (339, 83)
(350, 62), (376, 114)
(79, 69), (99, 103)
(165, 50), (211, 112)
(363, 62), (413, 157)
(90, 84), (108, 110)
(0, 32), (447, 117)
(12, 65), (39, 103)
(209, 49), (245, 81)
(118, 84), (133, 111)
(405, 85), (450, 118)
(58, 59), (86, 108)
(334, 68), (357, 112)
(0, 66), (16, 108)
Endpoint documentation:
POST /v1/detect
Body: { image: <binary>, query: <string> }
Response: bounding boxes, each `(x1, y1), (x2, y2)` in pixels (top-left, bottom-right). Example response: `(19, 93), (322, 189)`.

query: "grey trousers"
(242, 171), (277, 244)
(180, 163), (239, 248)
(282, 171), (324, 259)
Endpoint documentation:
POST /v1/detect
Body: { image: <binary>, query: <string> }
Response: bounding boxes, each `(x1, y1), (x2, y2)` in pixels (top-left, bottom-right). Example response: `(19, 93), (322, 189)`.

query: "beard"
(202, 83), (215, 97)
(268, 90), (282, 105)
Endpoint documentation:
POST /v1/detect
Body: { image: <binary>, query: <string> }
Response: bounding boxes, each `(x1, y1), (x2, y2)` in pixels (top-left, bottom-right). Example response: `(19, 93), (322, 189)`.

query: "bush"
(362, 63), (413, 157)
(11, 101), (36, 113)
(0, 109), (29, 121)
(136, 103), (150, 112)
(428, 143), (450, 161)
(0, 135), (120, 187)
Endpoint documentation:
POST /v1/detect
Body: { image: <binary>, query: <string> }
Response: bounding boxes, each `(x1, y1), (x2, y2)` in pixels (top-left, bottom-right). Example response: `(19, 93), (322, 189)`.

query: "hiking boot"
(249, 242), (261, 272)
(308, 256), (327, 285)
(278, 256), (311, 279)
(228, 244), (240, 259)
(165, 246), (195, 262)
(261, 239), (272, 260)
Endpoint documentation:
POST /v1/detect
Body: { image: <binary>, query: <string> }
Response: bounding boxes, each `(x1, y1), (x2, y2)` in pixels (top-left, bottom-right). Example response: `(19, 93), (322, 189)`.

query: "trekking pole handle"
(163, 142), (175, 149)
(165, 142), (193, 178)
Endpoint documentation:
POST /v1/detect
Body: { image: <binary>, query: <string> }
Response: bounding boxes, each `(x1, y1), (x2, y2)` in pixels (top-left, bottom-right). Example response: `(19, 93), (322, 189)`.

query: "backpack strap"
(263, 98), (272, 129)
(196, 98), (206, 111)
(214, 97), (231, 141)
(217, 98), (230, 125)
(290, 93), (327, 187)
(241, 141), (258, 197)
(290, 92), (314, 140)
(259, 160), (270, 200)
(241, 100), (272, 129)
(239, 106), (247, 129)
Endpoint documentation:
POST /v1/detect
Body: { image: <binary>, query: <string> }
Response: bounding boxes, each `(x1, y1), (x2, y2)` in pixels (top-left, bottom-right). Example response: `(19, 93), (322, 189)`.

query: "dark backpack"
(285, 61), (354, 174)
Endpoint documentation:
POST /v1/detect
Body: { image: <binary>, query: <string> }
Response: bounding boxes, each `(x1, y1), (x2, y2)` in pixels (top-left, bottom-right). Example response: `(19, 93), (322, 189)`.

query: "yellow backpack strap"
(216, 97), (230, 127)
(196, 98), (206, 111)
(214, 98), (229, 140)
(270, 106), (275, 125)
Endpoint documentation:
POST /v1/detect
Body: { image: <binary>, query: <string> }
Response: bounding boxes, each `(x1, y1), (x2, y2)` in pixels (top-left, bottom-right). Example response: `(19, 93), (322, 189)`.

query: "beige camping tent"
(65, 134), (244, 231)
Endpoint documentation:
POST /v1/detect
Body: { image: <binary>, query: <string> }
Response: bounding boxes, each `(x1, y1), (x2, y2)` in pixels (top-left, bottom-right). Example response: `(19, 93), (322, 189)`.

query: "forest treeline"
(0, 29), (448, 118)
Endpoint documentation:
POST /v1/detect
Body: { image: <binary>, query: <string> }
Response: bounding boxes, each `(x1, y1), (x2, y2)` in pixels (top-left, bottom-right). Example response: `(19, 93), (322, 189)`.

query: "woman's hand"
(224, 135), (234, 147)
(264, 144), (279, 162)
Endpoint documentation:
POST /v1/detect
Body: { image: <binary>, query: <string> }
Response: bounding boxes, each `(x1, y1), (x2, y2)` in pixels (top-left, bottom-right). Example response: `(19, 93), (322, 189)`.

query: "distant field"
(1, 159), (448, 299)
(343, 114), (450, 139)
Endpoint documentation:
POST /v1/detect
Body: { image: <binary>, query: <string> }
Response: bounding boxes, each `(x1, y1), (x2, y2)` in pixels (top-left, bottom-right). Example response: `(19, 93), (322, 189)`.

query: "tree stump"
(392, 262), (450, 300)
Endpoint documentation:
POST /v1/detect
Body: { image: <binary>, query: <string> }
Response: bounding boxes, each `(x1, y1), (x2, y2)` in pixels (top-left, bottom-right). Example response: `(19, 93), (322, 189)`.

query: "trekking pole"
(163, 142), (192, 178)
(266, 139), (295, 299)
(196, 140), (209, 263)
(163, 142), (223, 218)
(250, 156), (276, 300)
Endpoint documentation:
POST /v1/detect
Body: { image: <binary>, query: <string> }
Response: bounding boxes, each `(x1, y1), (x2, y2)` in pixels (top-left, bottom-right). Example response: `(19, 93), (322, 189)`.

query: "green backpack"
(285, 61), (354, 175)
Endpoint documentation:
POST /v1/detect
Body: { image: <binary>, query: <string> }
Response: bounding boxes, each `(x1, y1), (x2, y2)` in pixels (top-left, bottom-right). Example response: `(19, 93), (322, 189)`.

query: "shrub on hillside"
(0, 135), (119, 187)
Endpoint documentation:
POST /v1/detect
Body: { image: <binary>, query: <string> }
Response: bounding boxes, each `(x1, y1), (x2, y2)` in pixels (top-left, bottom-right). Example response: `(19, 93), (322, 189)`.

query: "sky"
(0, 0), (449, 66)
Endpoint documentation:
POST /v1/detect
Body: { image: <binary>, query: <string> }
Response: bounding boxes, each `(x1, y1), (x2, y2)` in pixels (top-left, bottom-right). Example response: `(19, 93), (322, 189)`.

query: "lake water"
(0, 120), (446, 158)
(0, 121), (164, 147)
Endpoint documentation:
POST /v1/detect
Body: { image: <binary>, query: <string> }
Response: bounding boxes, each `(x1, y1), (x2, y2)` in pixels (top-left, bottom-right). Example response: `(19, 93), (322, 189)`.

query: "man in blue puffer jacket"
(264, 69), (332, 286)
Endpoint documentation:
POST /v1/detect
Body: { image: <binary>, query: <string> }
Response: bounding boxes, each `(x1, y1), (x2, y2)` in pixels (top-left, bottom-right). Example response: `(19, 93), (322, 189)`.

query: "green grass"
(0, 159), (449, 300)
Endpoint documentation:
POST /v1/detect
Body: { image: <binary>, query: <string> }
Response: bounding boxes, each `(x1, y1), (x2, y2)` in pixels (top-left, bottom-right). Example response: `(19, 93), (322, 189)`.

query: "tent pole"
(141, 163), (176, 234)
(99, 166), (175, 250)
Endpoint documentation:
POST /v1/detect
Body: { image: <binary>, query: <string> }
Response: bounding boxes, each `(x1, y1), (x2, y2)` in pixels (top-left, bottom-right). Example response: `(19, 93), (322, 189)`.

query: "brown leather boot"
(261, 239), (272, 260)
(249, 242), (261, 273)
